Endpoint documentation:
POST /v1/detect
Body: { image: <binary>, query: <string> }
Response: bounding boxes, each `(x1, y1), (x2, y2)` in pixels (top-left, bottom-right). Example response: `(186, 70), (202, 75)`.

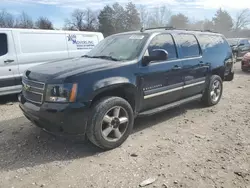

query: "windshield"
(227, 38), (239, 46)
(86, 33), (149, 61)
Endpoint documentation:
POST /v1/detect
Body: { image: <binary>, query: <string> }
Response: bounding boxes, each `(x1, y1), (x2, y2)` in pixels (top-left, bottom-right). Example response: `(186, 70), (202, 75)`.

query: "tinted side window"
(175, 34), (200, 58)
(195, 34), (212, 52)
(196, 34), (231, 59)
(0, 34), (8, 56)
(148, 34), (177, 60)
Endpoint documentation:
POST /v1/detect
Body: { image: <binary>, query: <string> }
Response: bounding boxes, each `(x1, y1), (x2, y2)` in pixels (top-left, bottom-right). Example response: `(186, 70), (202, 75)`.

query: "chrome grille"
(22, 77), (45, 104)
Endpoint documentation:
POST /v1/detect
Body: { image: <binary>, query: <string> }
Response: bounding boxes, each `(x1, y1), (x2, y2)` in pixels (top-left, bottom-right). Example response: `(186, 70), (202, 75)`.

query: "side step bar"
(138, 94), (202, 117)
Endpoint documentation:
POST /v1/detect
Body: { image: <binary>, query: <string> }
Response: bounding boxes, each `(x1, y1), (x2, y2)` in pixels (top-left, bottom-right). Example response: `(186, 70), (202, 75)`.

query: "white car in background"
(0, 28), (104, 96)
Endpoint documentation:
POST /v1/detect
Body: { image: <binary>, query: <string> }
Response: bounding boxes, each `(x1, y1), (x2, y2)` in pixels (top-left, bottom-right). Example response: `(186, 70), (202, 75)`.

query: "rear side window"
(148, 34), (177, 60)
(175, 34), (200, 58)
(209, 35), (230, 53)
(196, 34), (231, 59)
(0, 33), (8, 56)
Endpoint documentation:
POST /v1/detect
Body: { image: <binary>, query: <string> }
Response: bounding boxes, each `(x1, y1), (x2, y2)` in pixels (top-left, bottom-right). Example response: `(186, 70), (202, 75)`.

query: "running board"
(138, 94), (202, 117)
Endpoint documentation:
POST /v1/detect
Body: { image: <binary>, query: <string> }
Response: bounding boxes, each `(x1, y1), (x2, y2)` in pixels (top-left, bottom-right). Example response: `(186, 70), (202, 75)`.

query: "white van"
(0, 28), (104, 96)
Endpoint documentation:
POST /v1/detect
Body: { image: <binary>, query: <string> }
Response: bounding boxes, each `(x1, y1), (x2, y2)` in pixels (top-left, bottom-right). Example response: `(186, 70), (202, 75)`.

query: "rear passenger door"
(174, 33), (207, 99)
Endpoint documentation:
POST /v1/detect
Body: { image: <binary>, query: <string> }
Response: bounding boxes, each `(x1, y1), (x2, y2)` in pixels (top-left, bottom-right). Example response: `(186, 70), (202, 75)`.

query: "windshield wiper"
(82, 55), (93, 58)
(90, 55), (119, 61)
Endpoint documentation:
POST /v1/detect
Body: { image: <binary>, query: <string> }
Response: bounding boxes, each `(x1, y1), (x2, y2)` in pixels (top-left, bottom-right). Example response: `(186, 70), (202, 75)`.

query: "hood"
(25, 57), (118, 82)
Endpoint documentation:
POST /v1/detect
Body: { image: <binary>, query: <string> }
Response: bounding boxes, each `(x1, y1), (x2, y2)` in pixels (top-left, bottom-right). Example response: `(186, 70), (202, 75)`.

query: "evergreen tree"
(213, 8), (233, 34)
(125, 2), (141, 31)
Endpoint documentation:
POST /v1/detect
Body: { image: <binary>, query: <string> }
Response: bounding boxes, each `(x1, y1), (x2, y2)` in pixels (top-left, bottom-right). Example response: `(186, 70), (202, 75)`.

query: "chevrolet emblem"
(23, 83), (31, 91)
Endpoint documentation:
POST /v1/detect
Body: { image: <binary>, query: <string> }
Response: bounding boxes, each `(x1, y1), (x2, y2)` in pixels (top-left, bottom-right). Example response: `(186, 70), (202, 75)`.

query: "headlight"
(45, 83), (78, 103)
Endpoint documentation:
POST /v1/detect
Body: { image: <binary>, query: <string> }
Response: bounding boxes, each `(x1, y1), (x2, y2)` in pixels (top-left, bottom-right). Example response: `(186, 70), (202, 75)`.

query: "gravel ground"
(0, 63), (249, 188)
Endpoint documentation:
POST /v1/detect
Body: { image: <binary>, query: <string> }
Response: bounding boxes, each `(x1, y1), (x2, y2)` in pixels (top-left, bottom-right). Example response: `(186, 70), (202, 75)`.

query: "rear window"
(174, 34), (200, 58)
(0, 33), (8, 56)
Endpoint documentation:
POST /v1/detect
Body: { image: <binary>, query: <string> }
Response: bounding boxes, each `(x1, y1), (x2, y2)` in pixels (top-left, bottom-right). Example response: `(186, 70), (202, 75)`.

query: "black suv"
(19, 27), (234, 150)
(227, 38), (250, 60)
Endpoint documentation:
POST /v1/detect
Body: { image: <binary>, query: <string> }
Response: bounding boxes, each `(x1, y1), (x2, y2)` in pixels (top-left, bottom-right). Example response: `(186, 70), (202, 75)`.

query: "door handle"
(4, 59), (14, 63)
(172, 65), (182, 70)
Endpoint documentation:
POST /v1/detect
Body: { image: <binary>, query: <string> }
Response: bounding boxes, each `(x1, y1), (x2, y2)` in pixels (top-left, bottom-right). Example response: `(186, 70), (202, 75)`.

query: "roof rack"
(140, 26), (218, 33)
(140, 26), (175, 32)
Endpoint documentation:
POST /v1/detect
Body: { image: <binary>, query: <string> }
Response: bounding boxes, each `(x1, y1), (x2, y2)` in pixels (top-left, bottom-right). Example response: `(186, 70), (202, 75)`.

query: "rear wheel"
(87, 97), (134, 150)
(202, 75), (223, 106)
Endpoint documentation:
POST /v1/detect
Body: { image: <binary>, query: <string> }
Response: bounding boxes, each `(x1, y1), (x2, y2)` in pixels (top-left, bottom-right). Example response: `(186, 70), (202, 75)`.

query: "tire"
(202, 75), (223, 106)
(86, 97), (134, 150)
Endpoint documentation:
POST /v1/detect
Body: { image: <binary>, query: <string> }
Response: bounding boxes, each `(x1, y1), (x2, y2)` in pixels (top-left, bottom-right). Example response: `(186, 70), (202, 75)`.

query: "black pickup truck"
(19, 27), (234, 150)
(227, 38), (250, 60)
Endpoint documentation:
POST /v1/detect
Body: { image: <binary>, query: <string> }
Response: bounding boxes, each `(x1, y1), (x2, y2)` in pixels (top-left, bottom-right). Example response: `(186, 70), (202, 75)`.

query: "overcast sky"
(1, 0), (249, 28)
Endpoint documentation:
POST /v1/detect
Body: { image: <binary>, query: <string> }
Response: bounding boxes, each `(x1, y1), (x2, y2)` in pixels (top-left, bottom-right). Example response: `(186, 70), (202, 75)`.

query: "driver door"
(139, 33), (184, 111)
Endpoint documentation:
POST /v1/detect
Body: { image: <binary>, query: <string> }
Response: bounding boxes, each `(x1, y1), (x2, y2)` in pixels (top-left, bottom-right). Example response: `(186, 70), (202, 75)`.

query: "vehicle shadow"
(133, 101), (203, 133)
(233, 62), (250, 76)
(234, 69), (250, 76)
(0, 101), (203, 172)
(0, 94), (18, 104)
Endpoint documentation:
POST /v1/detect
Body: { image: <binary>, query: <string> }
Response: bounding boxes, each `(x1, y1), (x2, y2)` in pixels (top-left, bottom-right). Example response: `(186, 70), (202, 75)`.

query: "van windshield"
(85, 33), (148, 61)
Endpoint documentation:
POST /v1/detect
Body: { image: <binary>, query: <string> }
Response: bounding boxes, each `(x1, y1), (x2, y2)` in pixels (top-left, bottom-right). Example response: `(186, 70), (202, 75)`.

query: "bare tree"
(169, 13), (189, 29)
(35, 17), (53, 30)
(65, 8), (97, 31)
(189, 20), (205, 30)
(203, 19), (214, 30)
(0, 10), (15, 28)
(15, 12), (33, 28)
(85, 8), (98, 31)
(147, 6), (172, 27)
(139, 5), (149, 28)
(234, 9), (250, 32)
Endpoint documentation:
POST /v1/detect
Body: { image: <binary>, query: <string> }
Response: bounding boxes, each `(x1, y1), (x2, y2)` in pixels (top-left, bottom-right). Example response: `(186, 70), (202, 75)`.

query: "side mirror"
(142, 49), (168, 66)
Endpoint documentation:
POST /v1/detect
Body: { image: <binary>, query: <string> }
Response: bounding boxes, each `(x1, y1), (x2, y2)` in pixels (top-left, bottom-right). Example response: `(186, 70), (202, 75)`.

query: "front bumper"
(19, 94), (89, 135)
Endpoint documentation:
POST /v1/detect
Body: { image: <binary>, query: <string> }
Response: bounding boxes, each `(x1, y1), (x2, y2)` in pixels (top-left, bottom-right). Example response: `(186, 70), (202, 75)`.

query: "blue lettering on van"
(67, 34), (95, 50)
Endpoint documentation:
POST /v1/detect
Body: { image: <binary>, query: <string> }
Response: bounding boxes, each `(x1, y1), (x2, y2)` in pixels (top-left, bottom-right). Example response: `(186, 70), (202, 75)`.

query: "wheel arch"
(90, 83), (138, 112)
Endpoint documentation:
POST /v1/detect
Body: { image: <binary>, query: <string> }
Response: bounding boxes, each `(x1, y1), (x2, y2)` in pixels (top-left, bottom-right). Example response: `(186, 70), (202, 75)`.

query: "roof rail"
(140, 26), (175, 32)
(203, 29), (218, 33)
(140, 26), (218, 33)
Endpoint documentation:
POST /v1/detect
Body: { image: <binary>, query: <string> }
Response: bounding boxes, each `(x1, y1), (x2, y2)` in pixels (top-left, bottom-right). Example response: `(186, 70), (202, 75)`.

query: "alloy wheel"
(101, 106), (129, 142)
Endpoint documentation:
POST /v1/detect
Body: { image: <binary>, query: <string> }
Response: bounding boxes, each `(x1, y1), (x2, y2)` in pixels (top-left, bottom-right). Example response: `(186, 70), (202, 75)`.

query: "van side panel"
(13, 30), (69, 81)
(0, 31), (20, 96)
(66, 32), (104, 58)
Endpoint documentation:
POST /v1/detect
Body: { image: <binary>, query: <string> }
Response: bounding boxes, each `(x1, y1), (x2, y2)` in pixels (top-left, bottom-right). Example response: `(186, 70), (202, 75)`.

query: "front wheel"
(87, 97), (134, 150)
(202, 75), (223, 106)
